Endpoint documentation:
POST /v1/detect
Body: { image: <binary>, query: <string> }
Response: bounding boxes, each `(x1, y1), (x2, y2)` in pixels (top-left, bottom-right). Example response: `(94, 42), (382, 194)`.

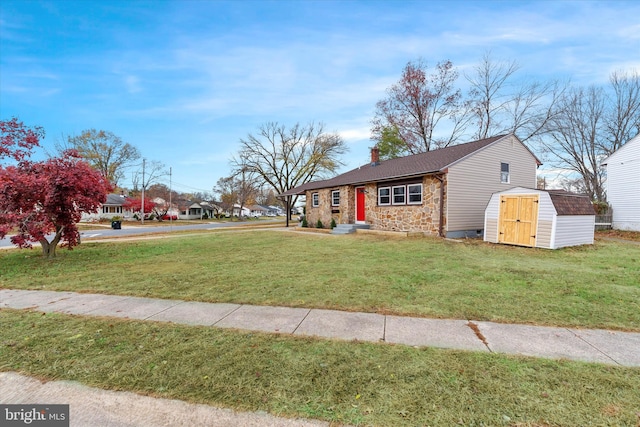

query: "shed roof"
(280, 134), (540, 196)
(546, 190), (595, 216)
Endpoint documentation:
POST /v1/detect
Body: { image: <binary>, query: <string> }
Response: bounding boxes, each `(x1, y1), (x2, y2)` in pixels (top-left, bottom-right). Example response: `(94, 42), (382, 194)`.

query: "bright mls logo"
(1, 405), (69, 426)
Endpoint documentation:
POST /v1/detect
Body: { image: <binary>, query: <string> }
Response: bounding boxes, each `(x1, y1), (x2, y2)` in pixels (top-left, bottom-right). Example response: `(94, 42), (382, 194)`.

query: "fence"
(595, 214), (613, 230)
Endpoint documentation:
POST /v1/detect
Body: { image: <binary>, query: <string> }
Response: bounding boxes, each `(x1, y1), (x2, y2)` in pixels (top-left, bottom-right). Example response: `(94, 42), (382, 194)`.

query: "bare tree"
(465, 53), (520, 140)
(130, 159), (167, 195)
(232, 122), (347, 209)
(505, 79), (566, 143)
(371, 59), (463, 154)
(63, 129), (140, 186)
(464, 52), (565, 144)
(542, 70), (639, 202)
(214, 176), (236, 218)
(601, 69), (640, 155)
(255, 186), (281, 207)
(214, 172), (258, 220)
(543, 86), (606, 201)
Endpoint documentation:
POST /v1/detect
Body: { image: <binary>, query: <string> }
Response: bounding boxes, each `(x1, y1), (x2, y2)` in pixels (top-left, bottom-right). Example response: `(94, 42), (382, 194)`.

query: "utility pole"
(169, 166), (173, 229)
(141, 158), (146, 224)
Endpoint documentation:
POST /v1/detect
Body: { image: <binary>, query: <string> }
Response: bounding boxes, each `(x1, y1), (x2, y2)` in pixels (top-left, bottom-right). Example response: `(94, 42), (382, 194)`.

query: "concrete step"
(331, 224), (370, 235)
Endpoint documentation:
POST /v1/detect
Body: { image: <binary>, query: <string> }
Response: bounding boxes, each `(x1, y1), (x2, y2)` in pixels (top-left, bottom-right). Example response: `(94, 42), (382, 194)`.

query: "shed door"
(498, 195), (539, 247)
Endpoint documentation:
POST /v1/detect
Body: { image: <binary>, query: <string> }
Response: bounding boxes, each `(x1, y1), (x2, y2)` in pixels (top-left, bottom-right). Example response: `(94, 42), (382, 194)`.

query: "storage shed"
(484, 187), (595, 249)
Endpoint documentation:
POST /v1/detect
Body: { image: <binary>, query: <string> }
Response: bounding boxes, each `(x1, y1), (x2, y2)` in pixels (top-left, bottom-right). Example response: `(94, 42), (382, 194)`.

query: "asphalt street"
(0, 219), (284, 249)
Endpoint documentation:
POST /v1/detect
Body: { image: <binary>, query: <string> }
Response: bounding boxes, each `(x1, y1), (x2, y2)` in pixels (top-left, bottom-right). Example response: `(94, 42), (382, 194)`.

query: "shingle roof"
(104, 193), (127, 205)
(547, 190), (595, 216)
(280, 134), (537, 196)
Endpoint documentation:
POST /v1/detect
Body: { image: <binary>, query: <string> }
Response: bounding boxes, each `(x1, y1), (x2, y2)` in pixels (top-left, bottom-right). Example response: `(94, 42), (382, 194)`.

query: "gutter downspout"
(434, 173), (445, 237)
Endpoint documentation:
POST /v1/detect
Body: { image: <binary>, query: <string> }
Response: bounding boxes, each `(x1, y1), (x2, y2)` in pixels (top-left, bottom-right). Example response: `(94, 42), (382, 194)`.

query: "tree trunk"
(40, 227), (63, 258)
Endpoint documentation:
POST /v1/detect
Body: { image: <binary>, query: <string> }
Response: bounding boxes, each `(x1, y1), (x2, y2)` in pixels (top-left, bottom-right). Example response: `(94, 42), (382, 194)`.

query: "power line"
(155, 179), (212, 193)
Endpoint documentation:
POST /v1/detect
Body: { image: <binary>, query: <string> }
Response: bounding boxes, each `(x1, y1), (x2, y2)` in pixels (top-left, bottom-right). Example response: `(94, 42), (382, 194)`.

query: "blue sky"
(1, 0), (639, 195)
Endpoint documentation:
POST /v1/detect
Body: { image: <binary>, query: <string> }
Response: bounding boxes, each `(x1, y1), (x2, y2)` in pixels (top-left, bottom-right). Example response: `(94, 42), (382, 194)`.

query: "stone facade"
(305, 185), (353, 228)
(304, 174), (447, 235)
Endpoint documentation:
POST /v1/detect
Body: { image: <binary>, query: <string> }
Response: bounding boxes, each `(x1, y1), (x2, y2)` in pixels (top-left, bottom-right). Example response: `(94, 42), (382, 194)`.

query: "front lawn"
(1, 231), (639, 331)
(1, 310), (638, 427)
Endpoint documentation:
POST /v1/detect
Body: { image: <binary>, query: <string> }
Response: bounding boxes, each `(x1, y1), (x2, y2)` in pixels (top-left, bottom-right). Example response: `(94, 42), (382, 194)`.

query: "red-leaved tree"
(122, 197), (156, 219)
(1, 117), (43, 162)
(0, 119), (112, 258)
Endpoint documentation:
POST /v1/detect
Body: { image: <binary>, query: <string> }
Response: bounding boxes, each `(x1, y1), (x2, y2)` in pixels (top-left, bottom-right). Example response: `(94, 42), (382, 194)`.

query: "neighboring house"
(602, 134), (640, 231)
(173, 200), (220, 220)
(257, 205), (284, 216)
(177, 200), (204, 220)
(81, 193), (134, 222)
(232, 204), (251, 217)
(280, 134), (541, 237)
(199, 201), (220, 219)
(484, 187), (595, 249)
(248, 205), (269, 217)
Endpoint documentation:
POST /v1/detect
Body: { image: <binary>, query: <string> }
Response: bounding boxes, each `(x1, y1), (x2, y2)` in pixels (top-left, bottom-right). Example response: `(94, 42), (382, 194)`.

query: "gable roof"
(601, 133), (640, 166)
(280, 134), (540, 196)
(175, 199), (201, 210)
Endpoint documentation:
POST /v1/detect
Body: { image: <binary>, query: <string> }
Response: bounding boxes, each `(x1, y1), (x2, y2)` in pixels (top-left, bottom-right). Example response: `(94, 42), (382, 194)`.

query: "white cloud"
(618, 23), (640, 39)
(124, 75), (142, 94)
(339, 127), (370, 142)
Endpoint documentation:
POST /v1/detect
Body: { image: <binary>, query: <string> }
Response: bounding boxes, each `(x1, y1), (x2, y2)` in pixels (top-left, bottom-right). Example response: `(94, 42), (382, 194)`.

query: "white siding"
(483, 193), (500, 242)
(535, 192), (556, 249)
(484, 187), (594, 249)
(552, 216), (595, 249)
(447, 135), (538, 232)
(605, 135), (640, 231)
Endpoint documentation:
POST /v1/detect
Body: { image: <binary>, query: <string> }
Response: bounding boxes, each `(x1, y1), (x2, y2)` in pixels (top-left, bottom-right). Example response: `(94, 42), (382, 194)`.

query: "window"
(501, 162), (510, 183)
(378, 187), (391, 205)
(312, 192), (319, 207)
(392, 186), (406, 205)
(407, 184), (423, 204)
(378, 182), (424, 206)
(331, 190), (340, 206)
(103, 206), (122, 214)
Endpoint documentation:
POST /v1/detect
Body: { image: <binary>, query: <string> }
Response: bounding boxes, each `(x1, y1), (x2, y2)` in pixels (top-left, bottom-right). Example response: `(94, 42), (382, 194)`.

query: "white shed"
(484, 187), (595, 249)
(602, 134), (640, 231)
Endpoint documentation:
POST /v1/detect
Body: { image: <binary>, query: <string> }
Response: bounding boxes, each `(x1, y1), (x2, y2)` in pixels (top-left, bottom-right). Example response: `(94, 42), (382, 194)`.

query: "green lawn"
(2, 231), (640, 426)
(2, 310), (639, 427)
(1, 231), (639, 331)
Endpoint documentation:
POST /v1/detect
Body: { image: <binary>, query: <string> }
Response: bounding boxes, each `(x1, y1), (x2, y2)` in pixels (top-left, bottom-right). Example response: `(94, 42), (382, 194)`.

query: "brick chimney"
(370, 146), (380, 166)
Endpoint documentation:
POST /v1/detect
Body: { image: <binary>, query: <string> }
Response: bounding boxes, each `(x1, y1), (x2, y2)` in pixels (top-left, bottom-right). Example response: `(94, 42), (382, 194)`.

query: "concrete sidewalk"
(0, 372), (330, 427)
(2, 288), (639, 367)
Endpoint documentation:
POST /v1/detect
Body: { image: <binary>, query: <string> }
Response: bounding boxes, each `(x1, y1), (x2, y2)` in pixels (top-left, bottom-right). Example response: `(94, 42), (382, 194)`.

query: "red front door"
(356, 187), (366, 222)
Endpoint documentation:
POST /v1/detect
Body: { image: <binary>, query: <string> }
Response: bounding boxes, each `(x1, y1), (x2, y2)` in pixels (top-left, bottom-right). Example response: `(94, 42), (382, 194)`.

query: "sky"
(1, 0), (639, 196)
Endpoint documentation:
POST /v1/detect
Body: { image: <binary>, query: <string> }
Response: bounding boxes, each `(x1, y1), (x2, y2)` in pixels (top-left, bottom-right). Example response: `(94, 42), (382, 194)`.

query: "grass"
(1, 231), (639, 331)
(1, 309), (639, 427)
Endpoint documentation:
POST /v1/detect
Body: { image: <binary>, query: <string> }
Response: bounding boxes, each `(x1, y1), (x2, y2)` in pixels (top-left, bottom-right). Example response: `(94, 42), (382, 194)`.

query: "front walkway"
(2, 289), (639, 367)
